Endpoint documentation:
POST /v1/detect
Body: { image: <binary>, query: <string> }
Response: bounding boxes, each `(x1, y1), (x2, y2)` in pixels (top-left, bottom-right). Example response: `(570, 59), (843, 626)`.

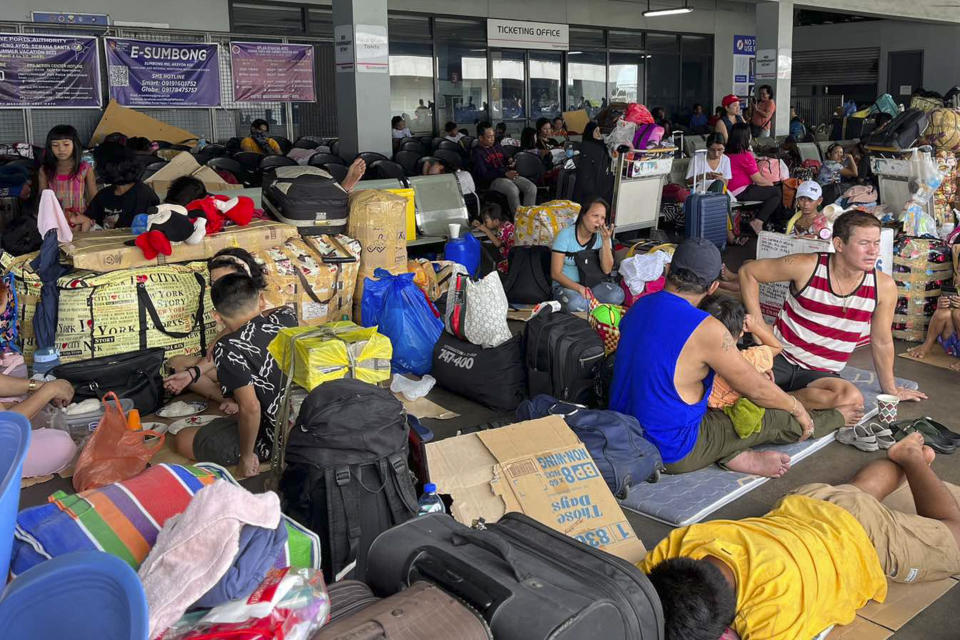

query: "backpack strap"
(383, 453), (419, 520)
(325, 465), (362, 580)
(336, 465), (363, 572)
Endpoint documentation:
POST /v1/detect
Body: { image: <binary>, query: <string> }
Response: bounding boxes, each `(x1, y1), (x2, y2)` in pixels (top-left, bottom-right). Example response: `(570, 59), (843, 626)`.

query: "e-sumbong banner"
(104, 37), (220, 107)
(0, 33), (102, 108)
(230, 42), (316, 102)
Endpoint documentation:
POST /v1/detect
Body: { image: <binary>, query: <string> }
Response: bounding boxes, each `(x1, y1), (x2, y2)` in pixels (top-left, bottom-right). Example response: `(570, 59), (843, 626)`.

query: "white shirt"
(686, 153), (733, 184)
(392, 127), (413, 139)
(444, 133), (465, 143)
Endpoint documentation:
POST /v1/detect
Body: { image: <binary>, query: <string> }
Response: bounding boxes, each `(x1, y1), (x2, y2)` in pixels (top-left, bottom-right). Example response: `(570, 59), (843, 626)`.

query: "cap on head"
(722, 95), (739, 108)
(796, 181), (823, 201)
(672, 238), (722, 284)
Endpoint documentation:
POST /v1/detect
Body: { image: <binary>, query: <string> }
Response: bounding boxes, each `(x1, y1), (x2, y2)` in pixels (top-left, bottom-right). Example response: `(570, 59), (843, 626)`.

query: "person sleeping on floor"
(641, 432), (960, 640)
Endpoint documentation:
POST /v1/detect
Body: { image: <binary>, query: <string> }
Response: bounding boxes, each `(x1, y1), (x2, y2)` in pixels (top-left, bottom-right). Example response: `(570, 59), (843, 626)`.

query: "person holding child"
(550, 198), (624, 312)
(37, 125), (98, 232)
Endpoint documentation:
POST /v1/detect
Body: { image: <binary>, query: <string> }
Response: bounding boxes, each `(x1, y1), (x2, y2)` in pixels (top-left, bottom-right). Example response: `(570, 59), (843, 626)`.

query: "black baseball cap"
(671, 238), (722, 284)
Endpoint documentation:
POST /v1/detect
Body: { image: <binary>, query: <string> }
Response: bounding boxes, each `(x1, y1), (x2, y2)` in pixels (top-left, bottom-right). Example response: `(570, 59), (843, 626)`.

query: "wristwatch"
(28, 380), (38, 392)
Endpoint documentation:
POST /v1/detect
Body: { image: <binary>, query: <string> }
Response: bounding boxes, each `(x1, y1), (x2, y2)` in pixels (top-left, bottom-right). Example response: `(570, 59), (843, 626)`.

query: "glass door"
(566, 51), (606, 118)
(490, 49), (526, 125)
(529, 51), (562, 121)
(608, 51), (644, 106)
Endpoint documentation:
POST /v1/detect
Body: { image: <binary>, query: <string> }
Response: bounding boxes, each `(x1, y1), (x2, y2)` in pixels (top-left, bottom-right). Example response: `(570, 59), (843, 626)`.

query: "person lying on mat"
(640, 433), (959, 640)
(609, 238), (853, 478)
(0, 375), (74, 419)
(172, 274), (296, 478)
(740, 211), (926, 411)
(906, 292), (960, 371)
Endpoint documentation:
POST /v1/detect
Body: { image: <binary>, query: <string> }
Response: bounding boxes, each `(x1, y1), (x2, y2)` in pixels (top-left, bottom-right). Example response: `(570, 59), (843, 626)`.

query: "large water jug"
(443, 231), (481, 276)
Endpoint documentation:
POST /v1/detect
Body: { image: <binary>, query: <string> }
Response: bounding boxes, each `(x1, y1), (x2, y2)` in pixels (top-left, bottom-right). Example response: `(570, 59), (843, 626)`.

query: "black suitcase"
(432, 332), (527, 412)
(365, 512), (664, 640)
(524, 306), (604, 405)
(262, 165), (349, 235)
(864, 108), (930, 150)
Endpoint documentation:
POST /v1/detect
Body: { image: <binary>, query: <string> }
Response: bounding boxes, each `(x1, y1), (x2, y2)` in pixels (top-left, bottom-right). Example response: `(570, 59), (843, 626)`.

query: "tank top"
(774, 253), (877, 372)
(721, 114), (744, 135)
(609, 291), (715, 464)
(48, 161), (90, 216)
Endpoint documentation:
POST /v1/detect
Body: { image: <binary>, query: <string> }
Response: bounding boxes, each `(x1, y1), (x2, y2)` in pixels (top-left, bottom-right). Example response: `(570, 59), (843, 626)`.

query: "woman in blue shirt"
(550, 198), (624, 311)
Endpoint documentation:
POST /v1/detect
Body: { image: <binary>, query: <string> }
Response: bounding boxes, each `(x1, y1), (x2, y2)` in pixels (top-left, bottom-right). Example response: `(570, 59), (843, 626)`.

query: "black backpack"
(524, 307), (604, 406)
(502, 245), (552, 304)
(279, 378), (418, 582)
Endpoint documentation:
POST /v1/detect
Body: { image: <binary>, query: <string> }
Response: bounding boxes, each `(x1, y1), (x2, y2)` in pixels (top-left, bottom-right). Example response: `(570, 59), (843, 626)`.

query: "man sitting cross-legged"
(609, 238), (855, 478)
(172, 273), (296, 479)
(640, 432), (959, 640)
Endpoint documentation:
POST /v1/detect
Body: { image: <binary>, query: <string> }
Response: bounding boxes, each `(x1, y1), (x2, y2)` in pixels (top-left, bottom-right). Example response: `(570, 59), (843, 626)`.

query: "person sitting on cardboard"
(609, 238), (851, 478)
(640, 433), (960, 640)
(906, 291), (960, 370)
(0, 375), (74, 418)
(172, 273), (296, 478)
(739, 211), (926, 412)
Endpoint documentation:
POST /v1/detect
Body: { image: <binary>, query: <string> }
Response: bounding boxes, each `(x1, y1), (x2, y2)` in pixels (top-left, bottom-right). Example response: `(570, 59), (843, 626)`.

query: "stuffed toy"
(133, 203), (207, 260)
(184, 195), (254, 235)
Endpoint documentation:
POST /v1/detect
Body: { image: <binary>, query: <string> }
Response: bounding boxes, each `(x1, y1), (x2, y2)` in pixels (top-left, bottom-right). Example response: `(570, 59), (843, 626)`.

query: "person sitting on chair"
(240, 119), (281, 155)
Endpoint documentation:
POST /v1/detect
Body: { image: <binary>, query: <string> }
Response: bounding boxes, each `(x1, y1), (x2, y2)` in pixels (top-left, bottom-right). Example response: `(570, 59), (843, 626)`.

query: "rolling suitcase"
(683, 149), (728, 250)
(364, 512), (664, 640)
(863, 108), (930, 151)
(262, 165), (349, 236)
(326, 580), (381, 624)
(315, 581), (493, 639)
(524, 306), (604, 406)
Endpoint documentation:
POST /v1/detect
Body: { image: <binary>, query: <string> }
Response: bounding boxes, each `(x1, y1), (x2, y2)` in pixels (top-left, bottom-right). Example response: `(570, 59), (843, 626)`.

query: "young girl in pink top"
(37, 125), (98, 232)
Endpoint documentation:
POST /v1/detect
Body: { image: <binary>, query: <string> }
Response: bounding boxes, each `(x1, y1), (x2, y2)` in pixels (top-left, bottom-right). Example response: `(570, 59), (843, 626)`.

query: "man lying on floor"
(640, 433), (959, 640)
(610, 238), (857, 478)
(172, 273), (296, 478)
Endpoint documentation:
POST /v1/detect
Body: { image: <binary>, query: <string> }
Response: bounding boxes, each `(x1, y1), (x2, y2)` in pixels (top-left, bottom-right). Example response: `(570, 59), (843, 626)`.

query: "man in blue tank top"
(610, 239), (847, 477)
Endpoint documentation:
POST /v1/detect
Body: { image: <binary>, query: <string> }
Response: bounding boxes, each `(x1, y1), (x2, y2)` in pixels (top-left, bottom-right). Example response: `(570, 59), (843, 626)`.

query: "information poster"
(230, 42), (315, 102)
(732, 34), (756, 99)
(354, 25), (388, 74)
(0, 33), (101, 108)
(104, 37), (220, 107)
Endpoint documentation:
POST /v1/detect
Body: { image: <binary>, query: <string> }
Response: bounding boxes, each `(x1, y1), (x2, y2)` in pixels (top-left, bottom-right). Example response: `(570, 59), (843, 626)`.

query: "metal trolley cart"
(610, 147), (675, 234)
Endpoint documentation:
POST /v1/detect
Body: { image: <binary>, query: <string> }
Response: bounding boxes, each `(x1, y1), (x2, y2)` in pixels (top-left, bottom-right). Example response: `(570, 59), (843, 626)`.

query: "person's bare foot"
(888, 432), (926, 466)
(906, 343), (932, 359)
(837, 403), (865, 426)
(950, 360), (960, 372)
(726, 450), (792, 478)
(923, 444), (936, 466)
(749, 218), (764, 236)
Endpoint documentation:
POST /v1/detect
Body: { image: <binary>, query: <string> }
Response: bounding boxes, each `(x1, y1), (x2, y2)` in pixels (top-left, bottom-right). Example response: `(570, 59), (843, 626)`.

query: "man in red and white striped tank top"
(740, 211), (926, 410)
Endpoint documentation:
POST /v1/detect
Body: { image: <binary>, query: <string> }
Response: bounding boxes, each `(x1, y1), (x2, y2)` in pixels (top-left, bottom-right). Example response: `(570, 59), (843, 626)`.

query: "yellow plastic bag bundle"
(268, 321), (392, 390)
(513, 200), (580, 246)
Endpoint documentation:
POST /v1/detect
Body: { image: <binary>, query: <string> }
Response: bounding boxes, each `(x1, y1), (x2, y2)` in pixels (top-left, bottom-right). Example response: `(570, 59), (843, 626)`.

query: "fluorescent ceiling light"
(643, 6), (693, 16)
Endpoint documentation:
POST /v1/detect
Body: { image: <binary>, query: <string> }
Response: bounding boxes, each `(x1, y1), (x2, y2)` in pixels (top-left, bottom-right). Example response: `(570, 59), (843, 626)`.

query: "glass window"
(435, 18), (485, 44)
(529, 52), (562, 120)
(389, 42), (435, 136)
(388, 14), (431, 41)
(646, 33), (681, 120)
(569, 28), (605, 50)
(231, 1), (304, 35)
(491, 50), (525, 123)
(567, 51), (606, 118)
(437, 45), (487, 130)
(609, 52), (643, 105)
(306, 7), (333, 38)
(680, 34), (713, 125)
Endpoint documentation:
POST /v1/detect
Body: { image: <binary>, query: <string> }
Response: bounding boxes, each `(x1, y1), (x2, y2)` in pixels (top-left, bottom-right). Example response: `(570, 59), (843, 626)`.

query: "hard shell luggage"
(524, 306), (604, 406)
(684, 150), (728, 250)
(364, 512), (664, 640)
(864, 108), (930, 151)
(314, 581), (493, 640)
(432, 332), (527, 412)
(262, 165), (349, 236)
(501, 245), (552, 304)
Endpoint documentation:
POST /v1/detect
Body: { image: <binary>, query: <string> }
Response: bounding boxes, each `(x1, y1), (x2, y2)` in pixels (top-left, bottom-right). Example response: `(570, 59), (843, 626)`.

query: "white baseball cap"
(796, 181), (823, 201)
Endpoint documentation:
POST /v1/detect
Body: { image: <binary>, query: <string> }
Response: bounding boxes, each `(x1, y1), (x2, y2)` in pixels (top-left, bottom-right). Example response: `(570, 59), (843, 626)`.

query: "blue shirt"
(689, 113), (708, 130)
(609, 291), (715, 464)
(551, 225), (602, 284)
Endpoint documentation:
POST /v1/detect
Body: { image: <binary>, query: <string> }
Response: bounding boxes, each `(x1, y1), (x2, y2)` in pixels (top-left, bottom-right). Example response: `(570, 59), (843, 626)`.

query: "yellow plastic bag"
(268, 321), (392, 390)
(513, 200), (580, 246)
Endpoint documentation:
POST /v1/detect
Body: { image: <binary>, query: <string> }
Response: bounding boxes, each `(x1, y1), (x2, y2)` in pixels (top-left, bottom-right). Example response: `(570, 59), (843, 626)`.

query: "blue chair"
(0, 551), (148, 639)
(0, 412), (29, 582)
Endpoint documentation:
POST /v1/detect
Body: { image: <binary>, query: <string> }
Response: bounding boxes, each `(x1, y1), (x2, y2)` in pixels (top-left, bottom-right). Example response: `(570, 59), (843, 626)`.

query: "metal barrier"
(792, 95), (845, 129)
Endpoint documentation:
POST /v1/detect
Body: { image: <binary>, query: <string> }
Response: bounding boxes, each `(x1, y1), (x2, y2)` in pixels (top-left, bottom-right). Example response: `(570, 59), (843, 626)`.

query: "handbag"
(444, 271), (511, 348)
(574, 249), (614, 288)
(51, 347), (166, 414)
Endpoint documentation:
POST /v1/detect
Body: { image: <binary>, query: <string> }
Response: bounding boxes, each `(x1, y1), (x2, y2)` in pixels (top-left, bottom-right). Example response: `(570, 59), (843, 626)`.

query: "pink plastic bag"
(624, 103), (654, 125)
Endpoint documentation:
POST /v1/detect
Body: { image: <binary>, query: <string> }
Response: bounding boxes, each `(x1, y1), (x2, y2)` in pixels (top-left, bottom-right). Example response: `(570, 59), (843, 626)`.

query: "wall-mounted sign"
(230, 42), (315, 102)
(732, 35), (756, 98)
(487, 19), (569, 51)
(0, 33), (102, 108)
(104, 37), (220, 107)
(31, 11), (109, 27)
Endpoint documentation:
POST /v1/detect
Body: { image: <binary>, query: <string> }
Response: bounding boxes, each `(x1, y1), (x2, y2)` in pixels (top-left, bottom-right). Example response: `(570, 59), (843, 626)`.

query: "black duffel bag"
(501, 245), (552, 304)
(432, 332), (527, 411)
(51, 347), (166, 414)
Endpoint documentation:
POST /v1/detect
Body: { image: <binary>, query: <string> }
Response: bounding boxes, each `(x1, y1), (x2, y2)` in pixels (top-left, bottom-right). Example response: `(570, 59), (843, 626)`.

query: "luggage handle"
(692, 148), (709, 194)
(136, 272), (207, 340)
(451, 530), (533, 583)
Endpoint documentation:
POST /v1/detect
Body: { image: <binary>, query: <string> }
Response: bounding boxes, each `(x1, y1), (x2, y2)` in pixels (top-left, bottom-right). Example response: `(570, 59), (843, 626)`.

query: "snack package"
(158, 568), (329, 640)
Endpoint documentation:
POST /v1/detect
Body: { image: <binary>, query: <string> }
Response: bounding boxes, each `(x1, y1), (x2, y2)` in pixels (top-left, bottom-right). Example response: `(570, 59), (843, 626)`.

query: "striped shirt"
(774, 253), (877, 372)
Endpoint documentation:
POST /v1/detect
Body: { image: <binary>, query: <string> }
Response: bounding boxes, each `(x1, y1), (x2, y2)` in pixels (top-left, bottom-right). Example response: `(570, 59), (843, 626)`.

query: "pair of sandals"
(838, 417), (960, 454)
(837, 422), (895, 452)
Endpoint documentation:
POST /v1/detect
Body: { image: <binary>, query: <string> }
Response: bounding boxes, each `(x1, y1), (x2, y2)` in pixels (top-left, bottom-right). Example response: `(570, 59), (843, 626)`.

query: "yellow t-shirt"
(638, 495), (887, 640)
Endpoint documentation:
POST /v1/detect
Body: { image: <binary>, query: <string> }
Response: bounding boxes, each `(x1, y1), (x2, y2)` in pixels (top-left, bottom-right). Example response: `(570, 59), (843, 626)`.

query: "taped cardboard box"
(268, 322), (392, 390)
(62, 221), (297, 272)
(426, 415), (646, 563)
(145, 151), (243, 198)
(348, 190), (408, 276)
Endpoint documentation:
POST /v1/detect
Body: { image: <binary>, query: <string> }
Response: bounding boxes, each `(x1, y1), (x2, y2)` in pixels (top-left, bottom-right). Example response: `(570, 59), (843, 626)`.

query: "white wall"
(793, 20), (960, 95)
(0, 0), (230, 32)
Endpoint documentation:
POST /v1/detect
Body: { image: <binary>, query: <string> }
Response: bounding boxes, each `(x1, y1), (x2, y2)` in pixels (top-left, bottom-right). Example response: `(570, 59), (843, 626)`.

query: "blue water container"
(0, 412), (30, 582)
(444, 231), (481, 276)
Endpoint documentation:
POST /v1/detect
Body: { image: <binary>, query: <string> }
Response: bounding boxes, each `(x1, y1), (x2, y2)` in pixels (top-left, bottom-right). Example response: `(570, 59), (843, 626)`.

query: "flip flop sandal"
(893, 423), (957, 454)
(913, 417), (960, 446)
(867, 422), (896, 450)
(837, 424), (879, 452)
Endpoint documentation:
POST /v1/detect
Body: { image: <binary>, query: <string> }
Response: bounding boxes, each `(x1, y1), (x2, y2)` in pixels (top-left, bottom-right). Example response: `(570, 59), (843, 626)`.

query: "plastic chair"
(0, 413), (29, 582)
(206, 157), (245, 185)
(194, 143), (227, 165)
(273, 136), (293, 155)
(324, 163), (350, 184)
(0, 551), (148, 640)
(260, 155), (297, 171)
(434, 149), (463, 171)
(357, 151), (390, 166)
(400, 139), (427, 155)
(513, 151), (545, 183)
(437, 139), (463, 153)
(395, 150), (424, 176)
(371, 160), (407, 180)
(501, 145), (520, 159)
(308, 152), (347, 168)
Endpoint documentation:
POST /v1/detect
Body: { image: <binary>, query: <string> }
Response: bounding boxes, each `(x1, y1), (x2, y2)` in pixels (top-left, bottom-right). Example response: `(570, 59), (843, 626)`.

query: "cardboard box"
(90, 100), (199, 147)
(426, 415), (647, 563)
(62, 221), (298, 272)
(562, 109), (590, 135)
(146, 151), (243, 197)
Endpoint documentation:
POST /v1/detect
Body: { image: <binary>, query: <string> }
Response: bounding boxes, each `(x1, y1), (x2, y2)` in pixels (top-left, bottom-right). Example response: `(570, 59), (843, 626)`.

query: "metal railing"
(791, 95), (845, 129)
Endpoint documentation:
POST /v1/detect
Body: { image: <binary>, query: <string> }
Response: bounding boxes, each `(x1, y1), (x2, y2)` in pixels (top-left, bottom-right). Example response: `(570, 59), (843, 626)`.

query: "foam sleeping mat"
(618, 366), (920, 527)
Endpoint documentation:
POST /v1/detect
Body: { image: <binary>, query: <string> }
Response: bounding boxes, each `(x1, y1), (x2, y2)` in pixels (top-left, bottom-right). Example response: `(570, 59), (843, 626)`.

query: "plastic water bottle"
(565, 142), (574, 159)
(196, 137), (208, 151)
(417, 483), (445, 516)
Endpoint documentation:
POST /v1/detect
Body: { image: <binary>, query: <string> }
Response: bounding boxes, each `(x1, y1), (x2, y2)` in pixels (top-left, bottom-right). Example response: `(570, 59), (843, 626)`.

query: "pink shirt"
(727, 152), (758, 193)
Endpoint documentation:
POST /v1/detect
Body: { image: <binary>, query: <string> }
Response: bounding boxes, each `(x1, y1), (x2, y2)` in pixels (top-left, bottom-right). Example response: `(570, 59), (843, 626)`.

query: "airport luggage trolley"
(610, 147), (675, 234)
(868, 146), (936, 219)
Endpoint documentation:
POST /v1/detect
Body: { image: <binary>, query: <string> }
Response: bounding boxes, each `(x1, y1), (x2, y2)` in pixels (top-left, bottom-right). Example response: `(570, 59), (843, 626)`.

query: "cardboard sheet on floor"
(426, 415), (646, 563)
(618, 367), (919, 527)
(90, 99), (199, 146)
(898, 349), (960, 373)
(395, 394), (459, 420)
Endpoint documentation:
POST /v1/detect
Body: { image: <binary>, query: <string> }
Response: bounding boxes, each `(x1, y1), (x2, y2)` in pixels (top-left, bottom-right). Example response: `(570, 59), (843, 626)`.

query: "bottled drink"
(417, 482), (445, 516)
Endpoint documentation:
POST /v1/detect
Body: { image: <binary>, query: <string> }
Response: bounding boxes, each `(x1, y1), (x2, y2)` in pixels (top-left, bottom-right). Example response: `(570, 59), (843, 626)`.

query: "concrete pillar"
(332, 0), (391, 159)
(755, 0), (793, 136)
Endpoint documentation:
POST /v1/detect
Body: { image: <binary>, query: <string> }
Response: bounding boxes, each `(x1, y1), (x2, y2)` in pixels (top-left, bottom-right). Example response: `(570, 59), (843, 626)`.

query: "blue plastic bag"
(360, 268), (443, 375)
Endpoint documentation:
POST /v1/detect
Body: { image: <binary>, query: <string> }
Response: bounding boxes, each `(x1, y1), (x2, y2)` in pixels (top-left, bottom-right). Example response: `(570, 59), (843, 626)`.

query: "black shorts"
(772, 354), (840, 392)
(192, 417), (270, 467)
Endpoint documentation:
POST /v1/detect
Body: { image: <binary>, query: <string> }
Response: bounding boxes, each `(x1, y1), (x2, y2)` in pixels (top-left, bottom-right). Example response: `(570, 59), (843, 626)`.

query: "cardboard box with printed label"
(426, 415), (647, 563)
